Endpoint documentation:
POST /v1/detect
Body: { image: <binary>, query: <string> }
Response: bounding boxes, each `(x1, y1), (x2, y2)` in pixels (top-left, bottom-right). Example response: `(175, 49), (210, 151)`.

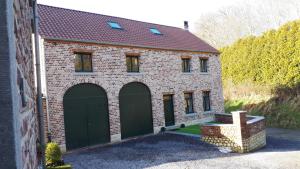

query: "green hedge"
(220, 20), (300, 87)
(46, 164), (72, 169)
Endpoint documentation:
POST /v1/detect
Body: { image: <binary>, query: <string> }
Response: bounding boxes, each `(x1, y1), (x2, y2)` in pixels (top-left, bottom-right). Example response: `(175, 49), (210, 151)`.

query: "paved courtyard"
(64, 128), (300, 169)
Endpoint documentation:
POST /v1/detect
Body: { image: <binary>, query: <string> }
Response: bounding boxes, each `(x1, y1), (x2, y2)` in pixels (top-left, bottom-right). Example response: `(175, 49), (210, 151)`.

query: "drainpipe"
(33, 0), (46, 168)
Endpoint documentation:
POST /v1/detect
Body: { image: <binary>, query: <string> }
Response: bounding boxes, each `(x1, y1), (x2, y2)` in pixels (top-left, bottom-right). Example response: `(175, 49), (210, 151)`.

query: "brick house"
(38, 4), (225, 151)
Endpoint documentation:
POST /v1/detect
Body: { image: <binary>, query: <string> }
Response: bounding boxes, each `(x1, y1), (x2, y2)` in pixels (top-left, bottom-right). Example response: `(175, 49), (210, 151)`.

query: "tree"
(195, 0), (300, 48)
(220, 20), (300, 87)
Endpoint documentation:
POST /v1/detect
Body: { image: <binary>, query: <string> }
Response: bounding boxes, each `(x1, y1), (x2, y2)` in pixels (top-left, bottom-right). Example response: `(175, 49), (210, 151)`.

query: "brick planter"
(202, 111), (266, 153)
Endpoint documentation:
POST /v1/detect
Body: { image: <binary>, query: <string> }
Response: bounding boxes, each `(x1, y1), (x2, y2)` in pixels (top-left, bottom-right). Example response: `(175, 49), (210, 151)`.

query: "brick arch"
(58, 79), (109, 102)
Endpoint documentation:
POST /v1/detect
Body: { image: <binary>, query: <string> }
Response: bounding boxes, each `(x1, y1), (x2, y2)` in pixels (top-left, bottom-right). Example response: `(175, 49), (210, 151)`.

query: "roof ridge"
(38, 4), (184, 30)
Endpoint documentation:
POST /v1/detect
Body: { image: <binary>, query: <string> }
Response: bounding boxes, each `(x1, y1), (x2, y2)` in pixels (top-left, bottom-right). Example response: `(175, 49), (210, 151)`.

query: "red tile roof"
(38, 4), (218, 53)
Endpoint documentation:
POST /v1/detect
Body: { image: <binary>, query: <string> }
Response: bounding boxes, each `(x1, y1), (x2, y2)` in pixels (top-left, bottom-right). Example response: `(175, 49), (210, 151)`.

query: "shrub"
(45, 142), (63, 167)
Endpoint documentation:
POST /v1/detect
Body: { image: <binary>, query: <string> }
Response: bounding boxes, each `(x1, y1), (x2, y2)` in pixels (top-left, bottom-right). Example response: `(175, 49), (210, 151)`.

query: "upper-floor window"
(182, 58), (191, 72)
(203, 91), (211, 111)
(184, 92), (194, 114)
(200, 58), (208, 72)
(75, 53), (93, 72)
(126, 55), (139, 72)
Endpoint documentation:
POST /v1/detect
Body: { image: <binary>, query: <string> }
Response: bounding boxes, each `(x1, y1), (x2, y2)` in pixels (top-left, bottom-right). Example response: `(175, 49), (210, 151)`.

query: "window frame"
(182, 58), (191, 72)
(200, 58), (209, 73)
(202, 91), (211, 112)
(184, 92), (194, 114)
(126, 55), (140, 73)
(74, 52), (93, 72)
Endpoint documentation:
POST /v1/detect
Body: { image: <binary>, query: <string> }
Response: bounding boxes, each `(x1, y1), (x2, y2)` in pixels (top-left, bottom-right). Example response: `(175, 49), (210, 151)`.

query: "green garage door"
(119, 82), (153, 139)
(63, 83), (110, 150)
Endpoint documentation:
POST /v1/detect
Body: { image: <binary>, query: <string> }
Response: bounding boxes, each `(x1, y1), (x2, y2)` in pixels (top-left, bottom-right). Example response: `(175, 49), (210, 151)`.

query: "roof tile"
(38, 4), (218, 53)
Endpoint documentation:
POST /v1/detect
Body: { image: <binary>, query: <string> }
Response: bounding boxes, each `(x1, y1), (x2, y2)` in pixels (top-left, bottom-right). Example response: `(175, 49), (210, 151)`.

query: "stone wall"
(202, 111), (266, 153)
(0, 0), (38, 168)
(14, 0), (39, 168)
(42, 40), (225, 151)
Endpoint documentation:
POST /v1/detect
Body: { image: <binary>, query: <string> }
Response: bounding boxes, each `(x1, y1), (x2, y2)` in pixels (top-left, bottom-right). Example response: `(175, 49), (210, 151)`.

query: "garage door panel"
(64, 101), (89, 150)
(87, 100), (110, 146)
(119, 82), (153, 139)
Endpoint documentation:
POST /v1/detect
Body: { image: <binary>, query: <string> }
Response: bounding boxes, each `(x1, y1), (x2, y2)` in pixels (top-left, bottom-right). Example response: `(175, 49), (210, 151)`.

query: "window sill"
(181, 72), (193, 75)
(126, 72), (143, 76)
(203, 110), (213, 114)
(185, 112), (197, 117)
(200, 72), (210, 75)
(73, 72), (97, 76)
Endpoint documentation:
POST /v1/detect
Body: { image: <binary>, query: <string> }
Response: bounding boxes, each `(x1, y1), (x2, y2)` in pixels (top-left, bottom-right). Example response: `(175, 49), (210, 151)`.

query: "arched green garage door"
(63, 83), (110, 150)
(119, 82), (153, 139)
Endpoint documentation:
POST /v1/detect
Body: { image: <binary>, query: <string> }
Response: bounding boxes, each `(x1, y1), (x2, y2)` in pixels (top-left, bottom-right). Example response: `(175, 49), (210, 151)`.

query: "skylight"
(108, 21), (122, 29)
(150, 28), (162, 35)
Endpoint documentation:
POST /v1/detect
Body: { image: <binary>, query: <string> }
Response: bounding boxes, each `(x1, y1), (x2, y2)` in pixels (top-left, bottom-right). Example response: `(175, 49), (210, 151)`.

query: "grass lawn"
(47, 164), (72, 169)
(174, 121), (226, 135)
(174, 125), (201, 135)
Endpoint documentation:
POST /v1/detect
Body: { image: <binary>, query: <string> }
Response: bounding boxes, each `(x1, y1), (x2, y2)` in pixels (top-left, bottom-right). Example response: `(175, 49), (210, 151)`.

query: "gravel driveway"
(64, 128), (300, 169)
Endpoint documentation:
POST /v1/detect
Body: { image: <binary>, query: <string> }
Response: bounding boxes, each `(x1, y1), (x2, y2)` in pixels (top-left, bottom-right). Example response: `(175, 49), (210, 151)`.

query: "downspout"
(33, 0), (46, 168)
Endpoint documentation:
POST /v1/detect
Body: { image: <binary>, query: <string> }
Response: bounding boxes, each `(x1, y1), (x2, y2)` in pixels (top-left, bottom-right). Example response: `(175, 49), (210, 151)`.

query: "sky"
(38, 0), (242, 32)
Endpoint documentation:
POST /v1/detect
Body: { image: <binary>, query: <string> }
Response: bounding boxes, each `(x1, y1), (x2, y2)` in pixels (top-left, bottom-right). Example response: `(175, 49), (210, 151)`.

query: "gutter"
(43, 37), (220, 54)
(33, 0), (46, 168)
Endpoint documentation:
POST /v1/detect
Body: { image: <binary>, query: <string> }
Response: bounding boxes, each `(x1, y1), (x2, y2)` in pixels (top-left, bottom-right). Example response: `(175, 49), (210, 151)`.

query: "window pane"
(75, 53), (92, 72)
(203, 91), (211, 111)
(184, 93), (193, 114)
(82, 54), (92, 72)
(126, 57), (132, 72)
(182, 59), (190, 72)
(75, 54), (82, 72)
(108, 22), (122, 29)
(200, 59), (208, 72)
(126, 56), (139, 72)
(150, 28), (162, 35)
(131, 57), (139, 72)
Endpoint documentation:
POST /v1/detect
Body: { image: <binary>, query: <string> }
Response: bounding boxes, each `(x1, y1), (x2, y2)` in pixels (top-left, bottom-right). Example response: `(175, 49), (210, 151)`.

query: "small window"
(182, 58), (191, 72)
(200, 58), (208, 72)
(203, 91), (211, 111)
(126, 56), (139, 72)
(19, 78), (26, 107)
(150, 28), (162, 35)
(108, 21), (122, 29)
(184, 92), (194, 114)
(75, 53), (92, 72)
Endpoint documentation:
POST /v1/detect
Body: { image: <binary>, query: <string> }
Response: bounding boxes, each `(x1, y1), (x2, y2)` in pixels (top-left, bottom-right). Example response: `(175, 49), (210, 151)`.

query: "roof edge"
(42, 37), (220, 54)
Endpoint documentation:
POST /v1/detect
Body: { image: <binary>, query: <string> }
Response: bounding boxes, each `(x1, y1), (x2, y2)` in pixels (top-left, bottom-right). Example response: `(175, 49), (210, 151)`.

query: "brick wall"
(215, 113), (233, 124)
(42, 40), (225, 150)
(202, 111), (266, 153)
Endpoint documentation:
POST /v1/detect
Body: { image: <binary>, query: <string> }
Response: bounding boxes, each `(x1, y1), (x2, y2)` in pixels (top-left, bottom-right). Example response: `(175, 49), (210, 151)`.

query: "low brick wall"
(202, 111), (266, 153)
